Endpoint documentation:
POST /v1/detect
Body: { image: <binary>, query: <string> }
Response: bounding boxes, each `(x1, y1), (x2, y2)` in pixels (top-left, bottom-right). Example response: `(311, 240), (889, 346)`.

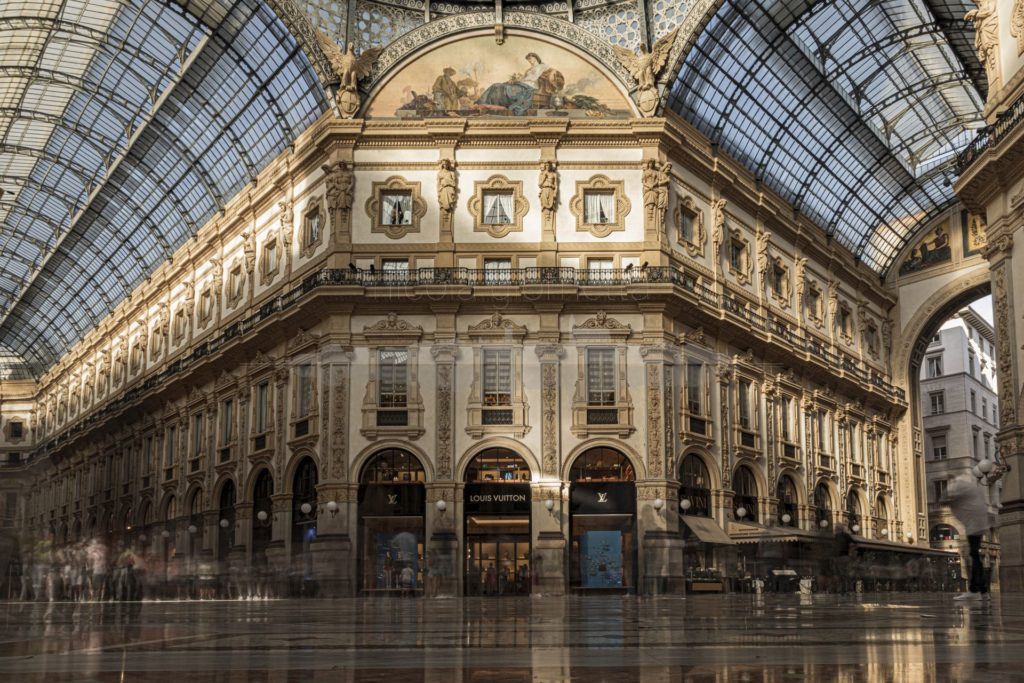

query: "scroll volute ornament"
(315, 30), (382, 119)
(612, 28), (679, 117)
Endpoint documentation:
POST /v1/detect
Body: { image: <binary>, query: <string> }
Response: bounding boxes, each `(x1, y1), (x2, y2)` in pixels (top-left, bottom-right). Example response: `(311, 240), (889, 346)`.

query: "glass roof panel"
(0, 0), (328, 375)
(669, 0), (983, 274)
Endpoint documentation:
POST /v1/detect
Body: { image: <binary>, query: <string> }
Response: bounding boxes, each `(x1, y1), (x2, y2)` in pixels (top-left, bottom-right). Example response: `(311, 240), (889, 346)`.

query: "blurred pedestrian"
(948, 473), (995, 601)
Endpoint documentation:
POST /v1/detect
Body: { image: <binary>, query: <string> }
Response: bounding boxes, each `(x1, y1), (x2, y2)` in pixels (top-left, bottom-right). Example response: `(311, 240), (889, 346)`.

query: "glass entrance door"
(464, 516), (530, 595)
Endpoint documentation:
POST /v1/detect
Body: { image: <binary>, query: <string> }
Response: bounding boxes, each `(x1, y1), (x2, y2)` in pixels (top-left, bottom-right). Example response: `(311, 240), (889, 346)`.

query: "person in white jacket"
(947, 473), (994, 600)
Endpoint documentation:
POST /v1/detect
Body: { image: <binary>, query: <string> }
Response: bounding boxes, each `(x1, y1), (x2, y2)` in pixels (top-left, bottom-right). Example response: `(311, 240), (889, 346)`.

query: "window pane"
(587, 348), (616, 405)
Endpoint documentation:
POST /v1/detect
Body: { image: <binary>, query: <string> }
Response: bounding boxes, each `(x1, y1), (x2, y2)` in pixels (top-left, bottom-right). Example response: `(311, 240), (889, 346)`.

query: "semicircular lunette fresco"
(365, 34), (633, 119)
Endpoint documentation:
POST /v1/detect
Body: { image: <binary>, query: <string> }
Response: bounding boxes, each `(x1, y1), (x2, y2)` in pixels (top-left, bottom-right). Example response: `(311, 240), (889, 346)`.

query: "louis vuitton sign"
(570, 481), (636, 515)
(464, 483), (531, 515)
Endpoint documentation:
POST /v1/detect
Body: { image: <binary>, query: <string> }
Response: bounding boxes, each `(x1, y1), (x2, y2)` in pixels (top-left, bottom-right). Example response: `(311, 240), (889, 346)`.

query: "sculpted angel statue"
(315, 30), (382, 119)
(612, 28), (679, 117)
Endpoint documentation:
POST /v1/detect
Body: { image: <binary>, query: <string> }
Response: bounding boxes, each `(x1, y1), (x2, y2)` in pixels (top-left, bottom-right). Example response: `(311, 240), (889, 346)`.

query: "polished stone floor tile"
(0, 593), (1021, 681)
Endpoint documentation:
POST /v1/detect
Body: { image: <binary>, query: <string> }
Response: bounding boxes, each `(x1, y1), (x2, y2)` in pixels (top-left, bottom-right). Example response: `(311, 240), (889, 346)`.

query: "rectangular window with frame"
(780, 396), (792, 442)
(583, 191), (615, 224)
(165, 426), (176, 467)
(483, 349), (512, 406)
(191, 413), (203, 456)
(482, 191), (514, 225)
(296, 364), (314, 418)
(982, 398), (988, 420)
(483, 258), (513, 285)
(932, 434), (947, 460)
(686, 363), (703, 415)
(264, 240), (279, 274)
(229, 265), (243, 301)
(929, 391), (945, 415)
(221, 399), (234, 445)
(303, 206), (322, 246)
(381, 191), (413, 226)
(199, 290), (213, 321)
(933, 479), (948, 501)
(817, 410), (828, 451)
(680, 207), (696, 243)
(145, 436), (154, 475)
(984, 434), (991, 459)
(378, 349), (409, 408)
(926, 356), (942, 378)
(586, 348), (616, 406)
(971, 390), (977, 414)
(255, 381), (270, 434)
(730, 240), (745, 271)
(972, 428), (980, 459)
(738, 379), (752, 430)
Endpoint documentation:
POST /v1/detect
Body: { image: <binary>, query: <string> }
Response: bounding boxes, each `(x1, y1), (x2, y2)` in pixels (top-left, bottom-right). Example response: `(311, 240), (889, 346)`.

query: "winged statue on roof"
(611, 28), (679, 117)
(315, 30), (383, 119)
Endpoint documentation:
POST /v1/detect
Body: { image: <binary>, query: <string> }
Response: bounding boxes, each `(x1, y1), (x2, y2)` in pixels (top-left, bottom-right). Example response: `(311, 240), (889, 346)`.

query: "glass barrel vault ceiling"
(0, 0), (327, 378)
(668, 0), (984, 275)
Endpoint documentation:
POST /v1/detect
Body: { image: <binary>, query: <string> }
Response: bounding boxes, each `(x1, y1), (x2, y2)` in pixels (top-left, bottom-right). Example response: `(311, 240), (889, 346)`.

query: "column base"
(642, 530), (685, 596)
(310, 533), (354, 597)
(534, 531), (567, 596)
(428, 530), (458, 597)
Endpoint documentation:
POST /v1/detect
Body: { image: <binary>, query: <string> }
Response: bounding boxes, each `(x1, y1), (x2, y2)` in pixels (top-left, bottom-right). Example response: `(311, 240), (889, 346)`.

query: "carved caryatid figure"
(315, 30), (382, 119)
(656, 161), (671, 218)
(966, 0), (1000, 87)
(642, 159), (658, 223)
(539, 161), (559, 217)
(242, 230), (256, 274)
(757, 229), (772, 283)
(437, 159), (458, 217)
(711, 198), (727, 258)
(323, 161), (354, 218)
(612, 28), (679, 117)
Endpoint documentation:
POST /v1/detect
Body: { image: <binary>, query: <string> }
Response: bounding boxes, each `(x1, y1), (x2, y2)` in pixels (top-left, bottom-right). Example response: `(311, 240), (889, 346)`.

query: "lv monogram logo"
(387, 494), (398, 505)
(597, 492), (608, 503)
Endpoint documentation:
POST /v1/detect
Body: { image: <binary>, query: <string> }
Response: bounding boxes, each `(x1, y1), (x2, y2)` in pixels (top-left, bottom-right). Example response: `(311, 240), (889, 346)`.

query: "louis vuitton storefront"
(568, 447), (637, 593)
(463, 449), (532, 596)
(358, 448), (426, 595)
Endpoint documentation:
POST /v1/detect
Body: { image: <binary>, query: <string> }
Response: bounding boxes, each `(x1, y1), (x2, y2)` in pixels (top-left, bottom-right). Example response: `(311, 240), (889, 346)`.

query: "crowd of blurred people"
(8, 537), (280, 602)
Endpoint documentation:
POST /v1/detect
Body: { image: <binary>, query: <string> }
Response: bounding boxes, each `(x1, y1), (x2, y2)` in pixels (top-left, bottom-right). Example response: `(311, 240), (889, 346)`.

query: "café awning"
(680, 514), (735, 545)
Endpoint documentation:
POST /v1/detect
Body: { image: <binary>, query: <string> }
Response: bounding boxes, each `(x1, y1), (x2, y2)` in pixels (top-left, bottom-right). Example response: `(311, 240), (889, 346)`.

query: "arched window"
(732, 466), (758, 522)
(218, 481), (236, 561)
(187, 489), (203, 557)
(569, 447), (635, 482)
(465, 448), (530, 483)
(846, 491), (862, 530)
(679, 454), (711, 517)
(814, 483), (832, 529)
(361, 448), (425, 483)
(776, 476), (798, 527)
(164, 496), (176, 523)
(876, 495), (889, 537)
(292, 458), (319, 559)
(252, 470), (274, 556)
(930, 524), (960, 542)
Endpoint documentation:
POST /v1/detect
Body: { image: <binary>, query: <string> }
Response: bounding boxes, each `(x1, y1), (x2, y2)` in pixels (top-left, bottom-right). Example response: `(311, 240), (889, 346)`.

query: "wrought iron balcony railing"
(956, 89), (1024, 175)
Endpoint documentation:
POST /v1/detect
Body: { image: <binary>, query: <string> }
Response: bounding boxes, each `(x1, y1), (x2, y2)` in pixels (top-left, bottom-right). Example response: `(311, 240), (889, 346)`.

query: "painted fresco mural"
(365, 35), (633, 119)
(898, 221), (952, 276)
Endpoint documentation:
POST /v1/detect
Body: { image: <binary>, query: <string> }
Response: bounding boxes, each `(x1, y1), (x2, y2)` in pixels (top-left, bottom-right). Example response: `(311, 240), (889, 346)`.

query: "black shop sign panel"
(570, 482), (637, 515)
(359, 483), (426, 516)
(464, 483), (531, 515)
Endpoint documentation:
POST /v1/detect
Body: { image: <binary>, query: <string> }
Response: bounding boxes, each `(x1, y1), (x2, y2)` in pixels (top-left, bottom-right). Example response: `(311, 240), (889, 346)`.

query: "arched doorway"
(814, 483), (833, 530)
(777, 476), (798, 527)
(251, 471), (274, 564)
(217, 482), (236, 562)
(291, 458), (318, 590)
(875, 495), (890, 539)
(186, 488), (202, 562)
(846, 490), (863, 534)
(463, 448), (532, 596)
(357, 448), (425, 595)
(568, 447), (637, 593)
(679, 454), (711, 517)
(732, 466), (758, 523)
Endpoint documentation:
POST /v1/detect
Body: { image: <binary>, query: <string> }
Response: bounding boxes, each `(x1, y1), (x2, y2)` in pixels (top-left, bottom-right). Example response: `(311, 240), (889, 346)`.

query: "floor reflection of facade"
(0, 594), (1019, 682)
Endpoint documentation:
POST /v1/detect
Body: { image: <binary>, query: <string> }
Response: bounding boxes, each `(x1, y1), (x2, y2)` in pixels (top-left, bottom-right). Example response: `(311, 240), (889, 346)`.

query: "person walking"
(948, 473), (995, 601)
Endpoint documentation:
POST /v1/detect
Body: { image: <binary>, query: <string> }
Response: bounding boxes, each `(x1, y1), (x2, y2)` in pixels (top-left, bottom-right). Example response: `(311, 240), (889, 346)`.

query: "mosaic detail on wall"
(354, 0), (425, 51)
(366, 34), (632, 118)
(574, 0), (642, 50)
(897, 220), (951, 276)
(961, 210), (988, 257)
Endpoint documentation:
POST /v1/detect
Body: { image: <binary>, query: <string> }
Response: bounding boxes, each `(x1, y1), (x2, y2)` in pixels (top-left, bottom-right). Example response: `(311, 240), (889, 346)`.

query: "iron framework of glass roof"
(668, 0), (984, 275)
(0, 0), (327, 377)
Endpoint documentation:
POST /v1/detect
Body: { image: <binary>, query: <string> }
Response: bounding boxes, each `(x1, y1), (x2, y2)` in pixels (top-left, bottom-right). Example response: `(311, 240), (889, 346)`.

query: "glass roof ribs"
(669, 0), (982, 276)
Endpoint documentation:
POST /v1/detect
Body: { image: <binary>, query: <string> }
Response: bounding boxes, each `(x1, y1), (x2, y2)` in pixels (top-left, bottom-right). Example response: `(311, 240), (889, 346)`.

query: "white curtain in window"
(585, 192), (614, 224)
(483, 193), (514, 224)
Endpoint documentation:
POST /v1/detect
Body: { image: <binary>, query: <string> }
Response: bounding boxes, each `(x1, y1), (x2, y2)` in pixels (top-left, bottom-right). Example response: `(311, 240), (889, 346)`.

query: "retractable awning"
(680, 514), (735, 545)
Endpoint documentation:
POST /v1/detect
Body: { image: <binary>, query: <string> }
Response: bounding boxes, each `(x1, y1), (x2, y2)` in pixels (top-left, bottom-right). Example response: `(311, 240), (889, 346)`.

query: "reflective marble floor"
(0, 593), (1020, 682)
